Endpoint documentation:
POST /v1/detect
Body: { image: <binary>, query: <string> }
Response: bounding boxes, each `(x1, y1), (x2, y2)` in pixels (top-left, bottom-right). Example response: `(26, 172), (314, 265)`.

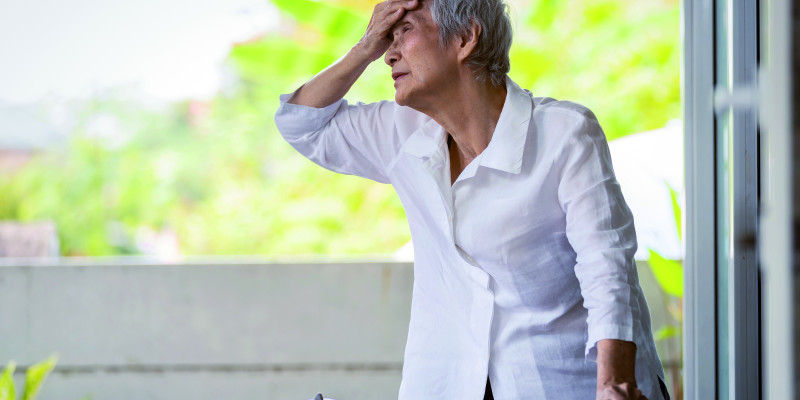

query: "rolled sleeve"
(274, 93), (403, 183)
(555, 107), (639, 361)
(275, 93), (346, 138)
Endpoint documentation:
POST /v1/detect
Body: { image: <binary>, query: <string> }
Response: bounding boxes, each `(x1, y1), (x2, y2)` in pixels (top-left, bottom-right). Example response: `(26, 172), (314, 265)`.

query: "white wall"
(0, 261), (414, 400)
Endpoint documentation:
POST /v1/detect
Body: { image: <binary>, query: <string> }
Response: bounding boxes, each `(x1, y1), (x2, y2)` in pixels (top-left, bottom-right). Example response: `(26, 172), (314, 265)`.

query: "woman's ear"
(457, 19), (481, 62)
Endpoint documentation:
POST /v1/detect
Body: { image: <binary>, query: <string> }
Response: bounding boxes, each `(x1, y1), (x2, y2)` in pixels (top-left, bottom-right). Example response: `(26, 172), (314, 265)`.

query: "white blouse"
(275, 78), (666, 400)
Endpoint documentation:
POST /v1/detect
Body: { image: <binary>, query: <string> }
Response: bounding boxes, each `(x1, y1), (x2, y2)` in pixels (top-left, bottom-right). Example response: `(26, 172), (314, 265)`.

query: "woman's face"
(384, 5), (459, 108)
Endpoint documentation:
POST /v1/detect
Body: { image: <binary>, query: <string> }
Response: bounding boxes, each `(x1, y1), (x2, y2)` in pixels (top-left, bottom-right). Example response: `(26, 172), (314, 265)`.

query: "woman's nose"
(384, 42), (400, 66)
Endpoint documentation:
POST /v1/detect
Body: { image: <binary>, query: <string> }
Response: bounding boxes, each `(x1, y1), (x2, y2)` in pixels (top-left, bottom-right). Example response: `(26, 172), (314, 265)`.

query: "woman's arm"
(288, 0), (418, 108)
(552, 106), (648, 399)
(596, 339), (647, 400)
(274, 0), (422, 183)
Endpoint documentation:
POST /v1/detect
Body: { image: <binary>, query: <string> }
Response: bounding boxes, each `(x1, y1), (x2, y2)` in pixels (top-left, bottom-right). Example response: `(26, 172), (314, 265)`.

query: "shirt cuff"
(275, 92), (345, 137)
(585, 323), (634, 361)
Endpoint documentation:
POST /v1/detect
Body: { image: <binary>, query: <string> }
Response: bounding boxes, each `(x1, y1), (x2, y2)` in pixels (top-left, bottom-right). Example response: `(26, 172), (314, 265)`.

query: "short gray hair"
(427, 0), (512, 87)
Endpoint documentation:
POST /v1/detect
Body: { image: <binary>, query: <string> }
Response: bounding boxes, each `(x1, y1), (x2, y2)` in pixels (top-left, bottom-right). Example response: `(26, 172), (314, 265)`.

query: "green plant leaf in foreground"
(22, 355), (57, 400)
(648, 249), (683, 297)
(0, 361), (16, 400)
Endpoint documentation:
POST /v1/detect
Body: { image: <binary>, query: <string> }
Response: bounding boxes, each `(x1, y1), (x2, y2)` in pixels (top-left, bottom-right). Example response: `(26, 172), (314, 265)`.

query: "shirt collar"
(479, 78), (532, 174)
(402, 118), (446, 160)
(402, 77), (533, 175)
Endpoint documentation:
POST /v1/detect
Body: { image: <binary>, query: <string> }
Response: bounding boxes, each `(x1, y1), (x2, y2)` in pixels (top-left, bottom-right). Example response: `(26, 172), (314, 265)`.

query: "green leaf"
(648, 249), (683, 297)
(231, 0), (369, 88)
(229, 38), (341, 85)
(22, 355), (57, 400)
(272, 0), (366, 27)
(667, 183), (682, 242)
(0, 361), (16, 400)
(271, 0), (366, 48)
(655, 325), (680, 341)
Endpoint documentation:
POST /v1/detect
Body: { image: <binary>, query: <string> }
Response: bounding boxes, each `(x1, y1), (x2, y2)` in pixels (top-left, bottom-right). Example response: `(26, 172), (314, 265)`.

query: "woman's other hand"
(356, 0), (419, 62)
(596, 382), (649, 400)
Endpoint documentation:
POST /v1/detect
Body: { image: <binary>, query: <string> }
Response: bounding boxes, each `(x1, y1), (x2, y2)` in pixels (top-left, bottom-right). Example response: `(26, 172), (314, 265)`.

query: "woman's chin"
(394, 91), (410, 106)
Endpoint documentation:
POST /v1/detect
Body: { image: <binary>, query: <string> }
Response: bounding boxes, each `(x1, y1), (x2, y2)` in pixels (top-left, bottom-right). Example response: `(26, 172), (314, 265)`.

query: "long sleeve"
(274, 93), (406, 184)
(554, 106), (640, 361)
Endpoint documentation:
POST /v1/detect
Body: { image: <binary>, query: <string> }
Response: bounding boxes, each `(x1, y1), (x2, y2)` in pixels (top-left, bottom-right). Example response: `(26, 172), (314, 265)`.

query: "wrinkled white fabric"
(275, 78), (666, 400)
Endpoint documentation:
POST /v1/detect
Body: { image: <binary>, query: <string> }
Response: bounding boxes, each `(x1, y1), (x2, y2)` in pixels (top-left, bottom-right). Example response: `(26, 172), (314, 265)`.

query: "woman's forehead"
(398, 4), (433, 26)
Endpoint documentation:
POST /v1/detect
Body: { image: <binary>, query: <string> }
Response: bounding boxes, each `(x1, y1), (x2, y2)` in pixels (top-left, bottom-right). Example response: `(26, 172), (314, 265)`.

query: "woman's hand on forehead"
(356, 0), (419, 62)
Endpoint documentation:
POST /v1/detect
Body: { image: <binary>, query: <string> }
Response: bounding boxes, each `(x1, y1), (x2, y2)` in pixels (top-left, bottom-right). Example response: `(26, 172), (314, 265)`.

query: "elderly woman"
(275, 1), (668, 399)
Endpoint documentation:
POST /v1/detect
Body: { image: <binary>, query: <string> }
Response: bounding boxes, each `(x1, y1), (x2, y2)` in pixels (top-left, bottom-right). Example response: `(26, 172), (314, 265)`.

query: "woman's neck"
(420, 76), (507, 183)
(426, 77), (507, 160)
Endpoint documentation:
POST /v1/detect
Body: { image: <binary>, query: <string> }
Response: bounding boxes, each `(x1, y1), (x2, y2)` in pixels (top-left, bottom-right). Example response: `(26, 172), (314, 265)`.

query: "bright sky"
(0, 0), (280, 104)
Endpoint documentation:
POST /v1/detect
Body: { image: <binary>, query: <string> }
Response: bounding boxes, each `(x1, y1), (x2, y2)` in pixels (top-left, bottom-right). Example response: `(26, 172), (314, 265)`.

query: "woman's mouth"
(392, 72), (408, 81)
(393, 73), (409, 89)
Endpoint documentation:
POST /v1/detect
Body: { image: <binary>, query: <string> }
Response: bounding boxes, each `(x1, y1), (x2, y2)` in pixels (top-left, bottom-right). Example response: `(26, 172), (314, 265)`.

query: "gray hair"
(427, 0), (512, 87)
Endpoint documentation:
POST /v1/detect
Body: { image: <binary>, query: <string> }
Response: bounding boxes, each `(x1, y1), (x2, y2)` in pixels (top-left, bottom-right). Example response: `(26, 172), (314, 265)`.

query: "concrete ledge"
(0, 260), (414, 400)
(21, 369), (403, 400)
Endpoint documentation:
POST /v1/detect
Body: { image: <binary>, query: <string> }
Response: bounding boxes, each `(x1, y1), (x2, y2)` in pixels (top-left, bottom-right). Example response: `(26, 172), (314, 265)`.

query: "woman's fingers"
(597, 383), (649, 400)
(376, 0), (418, 35)
(358, 0), (418, 61)
(380, 0), (418, 16)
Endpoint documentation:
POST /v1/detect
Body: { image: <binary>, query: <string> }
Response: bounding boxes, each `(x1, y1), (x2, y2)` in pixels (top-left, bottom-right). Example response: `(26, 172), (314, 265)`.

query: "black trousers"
(484, 378), (494, 400)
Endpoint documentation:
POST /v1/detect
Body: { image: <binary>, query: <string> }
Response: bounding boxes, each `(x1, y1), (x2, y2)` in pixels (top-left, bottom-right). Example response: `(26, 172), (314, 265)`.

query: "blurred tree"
(0, 0), (679, 257)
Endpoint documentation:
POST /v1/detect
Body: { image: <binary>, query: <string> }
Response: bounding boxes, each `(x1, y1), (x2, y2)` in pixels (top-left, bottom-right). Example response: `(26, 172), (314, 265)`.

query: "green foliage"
(271, 0), (367, 51)
(0, 96), (408, 256)
(655, 325), (680, 341)
(648, 249), (683, 297)
(647, 181), (683, 395)
(648, 180), (684, 298)
(668, 183), (682, 242)
(0, 0), (679, 257)
(0, 362), (16, 400)
(0, 356), (58, 400)
(508, 0), (680, 140)
(21, 356), (57, 400)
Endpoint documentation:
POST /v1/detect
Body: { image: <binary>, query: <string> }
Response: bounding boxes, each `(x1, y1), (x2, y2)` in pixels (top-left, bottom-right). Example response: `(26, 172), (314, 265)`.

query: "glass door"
(713, 0), (761, 398)
(684, 0), (768, 398)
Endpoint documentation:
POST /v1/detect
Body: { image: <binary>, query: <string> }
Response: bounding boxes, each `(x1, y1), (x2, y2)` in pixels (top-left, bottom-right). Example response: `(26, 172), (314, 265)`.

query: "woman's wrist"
(347, 42), (377, 70)
(595, 339), (647, 399)
(596, 339), (638, 386)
